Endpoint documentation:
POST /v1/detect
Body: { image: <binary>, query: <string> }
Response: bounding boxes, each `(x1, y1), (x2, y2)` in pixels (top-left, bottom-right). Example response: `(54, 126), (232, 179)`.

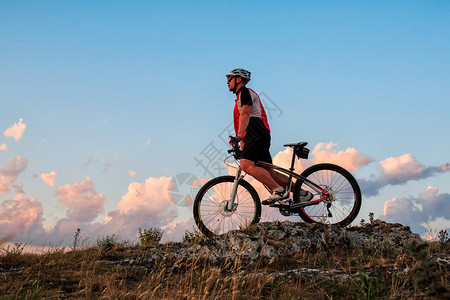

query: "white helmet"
(225, 68), (251, 82)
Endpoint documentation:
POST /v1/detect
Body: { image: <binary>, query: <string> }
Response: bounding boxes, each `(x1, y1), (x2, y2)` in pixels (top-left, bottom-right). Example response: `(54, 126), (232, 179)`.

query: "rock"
(172, 220), (423, 264)
(97, 220), (427, 269)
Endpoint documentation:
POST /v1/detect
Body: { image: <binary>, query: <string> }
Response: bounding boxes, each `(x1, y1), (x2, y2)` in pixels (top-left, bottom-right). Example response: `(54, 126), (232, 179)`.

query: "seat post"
(289, 147), (297, 171)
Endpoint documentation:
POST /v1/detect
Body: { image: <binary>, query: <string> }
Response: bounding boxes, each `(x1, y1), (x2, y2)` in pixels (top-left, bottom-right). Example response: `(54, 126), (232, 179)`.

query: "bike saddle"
(283, 142), (308, 148)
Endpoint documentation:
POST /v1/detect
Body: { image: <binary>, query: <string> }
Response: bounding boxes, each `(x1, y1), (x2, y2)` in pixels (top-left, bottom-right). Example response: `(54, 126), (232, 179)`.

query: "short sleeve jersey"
(234, 86), (270, 136)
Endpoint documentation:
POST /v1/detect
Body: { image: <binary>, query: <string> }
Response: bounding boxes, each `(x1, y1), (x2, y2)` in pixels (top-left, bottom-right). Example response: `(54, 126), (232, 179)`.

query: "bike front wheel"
(193, 176), (261, 238)
(293, 163), (362, 226)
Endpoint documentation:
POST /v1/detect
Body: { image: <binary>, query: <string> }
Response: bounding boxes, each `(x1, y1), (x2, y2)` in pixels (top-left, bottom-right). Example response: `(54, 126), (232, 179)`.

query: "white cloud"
(380, 186), (450, 235)
(145, 138), (151, 147)
(0, 144), (7, 152)
(41, 171), (58, 187)
(3, 118), (26, 141)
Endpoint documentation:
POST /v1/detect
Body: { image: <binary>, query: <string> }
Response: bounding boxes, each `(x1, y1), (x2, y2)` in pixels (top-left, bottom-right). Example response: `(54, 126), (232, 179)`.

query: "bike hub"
(220, 200), (237, 215)
(322, 186), (336, 204)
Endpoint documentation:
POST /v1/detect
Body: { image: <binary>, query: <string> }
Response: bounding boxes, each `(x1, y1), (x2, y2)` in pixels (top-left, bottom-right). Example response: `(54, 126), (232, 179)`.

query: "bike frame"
(226, 145), (329, 211)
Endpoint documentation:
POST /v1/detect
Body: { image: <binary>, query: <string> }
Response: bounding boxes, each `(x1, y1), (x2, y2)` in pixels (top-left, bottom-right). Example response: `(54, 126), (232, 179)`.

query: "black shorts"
(242, 118), (272, 164)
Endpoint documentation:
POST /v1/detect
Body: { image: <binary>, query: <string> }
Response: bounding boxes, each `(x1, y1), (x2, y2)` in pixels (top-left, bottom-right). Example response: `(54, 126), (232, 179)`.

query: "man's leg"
(267, 168), (290, 188)
(240, 159), (282, 190)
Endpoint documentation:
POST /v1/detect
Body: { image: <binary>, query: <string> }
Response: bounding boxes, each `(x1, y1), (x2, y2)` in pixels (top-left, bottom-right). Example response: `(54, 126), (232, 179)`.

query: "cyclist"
(226, 68), (313, 205)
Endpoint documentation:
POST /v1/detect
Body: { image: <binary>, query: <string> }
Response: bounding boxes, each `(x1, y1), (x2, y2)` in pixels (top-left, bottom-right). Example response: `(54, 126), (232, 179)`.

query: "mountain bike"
(193, 139), (362, 238)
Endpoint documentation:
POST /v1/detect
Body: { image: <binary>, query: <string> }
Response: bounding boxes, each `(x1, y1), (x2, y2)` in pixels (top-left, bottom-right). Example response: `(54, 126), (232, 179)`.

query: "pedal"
(279, 207), (293, 216)
(269, 199), (290, 207)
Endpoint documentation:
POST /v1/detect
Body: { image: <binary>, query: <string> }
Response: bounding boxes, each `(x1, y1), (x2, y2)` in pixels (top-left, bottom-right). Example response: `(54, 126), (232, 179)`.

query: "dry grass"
(0, 235), (449, 299)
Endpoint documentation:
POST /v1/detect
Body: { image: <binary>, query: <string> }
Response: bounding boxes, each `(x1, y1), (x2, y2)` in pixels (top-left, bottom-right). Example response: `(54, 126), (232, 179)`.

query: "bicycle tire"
(193, 176), (261, 238)
(292, 163), (362, 226)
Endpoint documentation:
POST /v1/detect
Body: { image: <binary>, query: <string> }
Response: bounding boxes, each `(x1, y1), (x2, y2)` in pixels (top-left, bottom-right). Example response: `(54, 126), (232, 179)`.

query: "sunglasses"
(227, 77), (235, 83)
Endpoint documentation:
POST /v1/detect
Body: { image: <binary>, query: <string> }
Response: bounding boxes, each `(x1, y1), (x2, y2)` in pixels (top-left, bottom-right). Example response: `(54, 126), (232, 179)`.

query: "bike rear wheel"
(193, 176), (261, 238)
(293, 163), (362, 226)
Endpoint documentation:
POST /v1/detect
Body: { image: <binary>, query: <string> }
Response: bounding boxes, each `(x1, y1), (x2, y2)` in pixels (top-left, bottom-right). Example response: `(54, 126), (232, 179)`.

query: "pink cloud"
(272, 147), (312, 173)
(380, 154), (425, 183)
(360, 154), (449, 196)
(380, 186), (450, 234)
(270, 142), (373, 176)
(55, 177), (106, 223)
(311, 142), (375, 172)
(102, 162), (112, 173)
(85, 156), (94, 166)
(41, 171), (58, 187)
(118, 176), (173, 213)
(0, 157), (28, 198)
(0, 194), (45, 238)
(3, 118), (26, 141)
(0, 144), (7, 152)
(128, 170), (137, 178)
(98, 205), (178, 240)
(88, 176), (180, 239)
(162, 218), (196, 242)
(2, 175), (181, 245)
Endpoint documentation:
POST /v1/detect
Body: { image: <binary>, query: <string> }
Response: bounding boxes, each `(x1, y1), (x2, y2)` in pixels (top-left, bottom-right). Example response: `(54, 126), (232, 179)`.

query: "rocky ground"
(99, 220), (449, 276)
(1, 220), (449, 298)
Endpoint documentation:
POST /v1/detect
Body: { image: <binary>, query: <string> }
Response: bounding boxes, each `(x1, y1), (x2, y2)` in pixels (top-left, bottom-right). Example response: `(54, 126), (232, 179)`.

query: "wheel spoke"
(296, 164), (361, 226)
(194, 178), (260, 237)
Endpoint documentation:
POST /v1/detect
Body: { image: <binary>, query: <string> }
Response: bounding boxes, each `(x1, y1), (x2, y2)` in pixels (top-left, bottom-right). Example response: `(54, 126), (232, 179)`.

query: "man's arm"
(238, 104), (251, 138)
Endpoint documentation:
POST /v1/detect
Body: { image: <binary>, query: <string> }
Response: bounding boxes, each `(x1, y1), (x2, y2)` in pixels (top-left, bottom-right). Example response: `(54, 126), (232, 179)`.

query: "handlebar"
(228, 136), (243, 159)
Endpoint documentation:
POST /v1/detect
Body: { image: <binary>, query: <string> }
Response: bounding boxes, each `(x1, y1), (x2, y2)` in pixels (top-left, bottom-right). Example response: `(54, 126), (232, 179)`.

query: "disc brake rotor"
(322, 186), (336, 204)
(219, 200), (237, 216)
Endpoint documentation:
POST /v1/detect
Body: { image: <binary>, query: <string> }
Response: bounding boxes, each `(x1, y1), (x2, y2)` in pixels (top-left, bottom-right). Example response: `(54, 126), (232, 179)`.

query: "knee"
(240, 160), (254, 174)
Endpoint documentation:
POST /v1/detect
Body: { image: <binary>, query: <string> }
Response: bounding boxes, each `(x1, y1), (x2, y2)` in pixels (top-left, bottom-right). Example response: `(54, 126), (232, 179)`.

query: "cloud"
(0, 194), (45, 239)
(380, 186), (450, 235)
(41, 171), (58, 187)
(145, 138), (151, 147)
(85, 156), (94, 166)
(0, 172), (184, 245)
(359, 154), (450, 197)
(3, 118), (26, 141)
(83, 156), (113, 174)
(311, 142), (375, 172)
(84, 176), (180, 239)
(102, 162), (112, 173)
(55, 177), (106, 223)
(272, 147), (312, 173)
(0, 157), (28, 198)
(271, 142), (373, 175)
(0, 144), (7, 152)
(128, 170), (137, 178)
(161, 218), (196, 242)
(118, 177), (173, 213)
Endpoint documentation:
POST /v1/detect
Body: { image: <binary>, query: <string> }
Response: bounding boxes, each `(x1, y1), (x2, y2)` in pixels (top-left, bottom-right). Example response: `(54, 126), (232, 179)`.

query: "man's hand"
(229, 135), (241, 146)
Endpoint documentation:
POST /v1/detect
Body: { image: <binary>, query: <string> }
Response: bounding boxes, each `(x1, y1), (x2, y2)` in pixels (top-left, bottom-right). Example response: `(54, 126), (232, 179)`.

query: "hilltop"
(1, 220), (449, 299)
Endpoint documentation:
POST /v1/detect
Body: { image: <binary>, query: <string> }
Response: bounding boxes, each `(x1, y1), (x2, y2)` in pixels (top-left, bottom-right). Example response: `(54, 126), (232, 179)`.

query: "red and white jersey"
(233, 87), (270, 136)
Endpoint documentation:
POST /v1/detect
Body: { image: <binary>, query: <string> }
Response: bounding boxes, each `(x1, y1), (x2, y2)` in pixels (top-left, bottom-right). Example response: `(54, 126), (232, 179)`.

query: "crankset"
(279, 207), (293, 216)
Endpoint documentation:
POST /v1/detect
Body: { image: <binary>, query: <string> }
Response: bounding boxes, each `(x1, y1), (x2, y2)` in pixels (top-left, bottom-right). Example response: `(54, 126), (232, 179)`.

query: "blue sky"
(1, 1), (449, 245)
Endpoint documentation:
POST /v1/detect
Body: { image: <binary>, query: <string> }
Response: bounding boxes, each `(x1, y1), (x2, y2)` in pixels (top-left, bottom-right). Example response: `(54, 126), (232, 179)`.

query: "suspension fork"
(226, 166), (242, 211)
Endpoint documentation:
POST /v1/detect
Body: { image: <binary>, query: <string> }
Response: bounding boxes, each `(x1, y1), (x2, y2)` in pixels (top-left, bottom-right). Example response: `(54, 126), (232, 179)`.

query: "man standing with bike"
(226, 68), (313, 205)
